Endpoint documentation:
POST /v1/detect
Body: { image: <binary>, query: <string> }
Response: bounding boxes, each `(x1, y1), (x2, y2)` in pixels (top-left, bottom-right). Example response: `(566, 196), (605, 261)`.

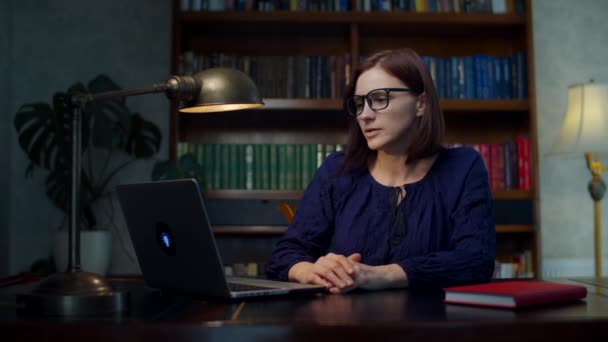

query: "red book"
(444, 281), (587, 309)
(479, 143), (492, 186)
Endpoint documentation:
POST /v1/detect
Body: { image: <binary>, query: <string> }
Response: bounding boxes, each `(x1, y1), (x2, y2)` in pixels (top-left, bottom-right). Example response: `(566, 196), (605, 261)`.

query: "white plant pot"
(53, 230), (112, 275)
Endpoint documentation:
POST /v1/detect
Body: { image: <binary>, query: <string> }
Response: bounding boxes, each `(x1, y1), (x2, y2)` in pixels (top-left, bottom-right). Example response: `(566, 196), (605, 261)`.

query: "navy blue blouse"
(265, 147), (496, 290)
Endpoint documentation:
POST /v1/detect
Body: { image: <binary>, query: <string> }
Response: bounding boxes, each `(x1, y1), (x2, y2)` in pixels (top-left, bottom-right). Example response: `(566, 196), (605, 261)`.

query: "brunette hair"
(340, 48), (444, 173)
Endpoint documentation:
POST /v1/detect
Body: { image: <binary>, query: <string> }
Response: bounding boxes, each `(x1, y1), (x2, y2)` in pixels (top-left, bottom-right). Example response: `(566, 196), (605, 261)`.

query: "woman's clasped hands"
(289, 252), (384, 294)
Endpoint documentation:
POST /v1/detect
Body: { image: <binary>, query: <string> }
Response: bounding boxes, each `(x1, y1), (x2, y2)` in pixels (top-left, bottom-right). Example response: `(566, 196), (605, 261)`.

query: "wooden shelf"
(211, 224), (532, 236)
(257, 98), (529, 112)
(204, 189), (532, 201)
(440, 99), (529, 112)
(493, 189), (533, 200)
(496, 225), (535, 234)
(205, 190), (303, 200)
(212, 225), (287, 236)
(179, 11), (525, 27)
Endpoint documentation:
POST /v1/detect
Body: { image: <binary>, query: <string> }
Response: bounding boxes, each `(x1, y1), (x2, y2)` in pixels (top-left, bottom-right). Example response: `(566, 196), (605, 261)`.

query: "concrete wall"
(0, 1), (12, 277)
(534, 0), (608, 277)
(3, 0), (171, 275)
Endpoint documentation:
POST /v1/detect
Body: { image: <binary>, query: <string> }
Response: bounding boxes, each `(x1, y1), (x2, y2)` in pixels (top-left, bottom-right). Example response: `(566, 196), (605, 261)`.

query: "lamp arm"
(67, 75), (198, 107)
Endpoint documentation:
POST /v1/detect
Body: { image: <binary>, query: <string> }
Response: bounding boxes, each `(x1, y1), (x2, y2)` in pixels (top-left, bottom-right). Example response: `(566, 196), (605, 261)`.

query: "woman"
(266, 48), (496, 293)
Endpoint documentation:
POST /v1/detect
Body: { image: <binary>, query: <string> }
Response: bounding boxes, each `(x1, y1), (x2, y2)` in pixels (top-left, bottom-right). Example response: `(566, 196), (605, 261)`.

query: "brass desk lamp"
(17, 68), (263, 316)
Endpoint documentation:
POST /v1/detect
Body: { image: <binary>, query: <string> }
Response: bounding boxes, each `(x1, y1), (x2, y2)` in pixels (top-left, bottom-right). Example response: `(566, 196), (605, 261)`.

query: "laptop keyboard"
(228, 282), (275, 292)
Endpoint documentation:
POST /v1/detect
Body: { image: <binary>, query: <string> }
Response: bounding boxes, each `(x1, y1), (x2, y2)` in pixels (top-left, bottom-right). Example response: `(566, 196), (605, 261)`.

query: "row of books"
(178, 143), (345, 190)
(182, 53), (350, 99)
(179, 139), (530, 191)
(493, 249), (534, 279)
(447, 136), (531, 191)
(183, 0), (350, 11)
(180, 52), (527, 100)
(422, 53), (528, 100)
(355, 0), (515, 12)
(180, 0), (523, 13)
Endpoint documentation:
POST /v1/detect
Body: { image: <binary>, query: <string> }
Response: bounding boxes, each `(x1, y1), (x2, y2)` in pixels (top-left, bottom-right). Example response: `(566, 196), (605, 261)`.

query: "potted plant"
(14, 74), (162, 275)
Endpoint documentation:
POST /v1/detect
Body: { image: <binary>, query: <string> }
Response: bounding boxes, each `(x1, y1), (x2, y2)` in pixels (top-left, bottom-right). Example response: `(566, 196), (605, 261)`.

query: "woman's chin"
(366, 141), (382, 151)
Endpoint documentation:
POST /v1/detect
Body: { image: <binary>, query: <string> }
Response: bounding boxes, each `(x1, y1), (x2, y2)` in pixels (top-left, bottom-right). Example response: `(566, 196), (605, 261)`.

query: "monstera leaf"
(14, 93), (71, 175)
(14, 74), (162, 229)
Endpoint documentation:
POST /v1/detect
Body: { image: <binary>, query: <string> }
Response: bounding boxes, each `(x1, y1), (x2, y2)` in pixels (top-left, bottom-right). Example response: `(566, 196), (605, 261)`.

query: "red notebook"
(444, 281), (587, 309)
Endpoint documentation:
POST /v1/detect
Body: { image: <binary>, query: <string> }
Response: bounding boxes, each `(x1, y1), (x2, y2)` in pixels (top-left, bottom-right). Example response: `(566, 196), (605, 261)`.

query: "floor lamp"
(17, 68), (264, 316)
(549, 80), (608, 278)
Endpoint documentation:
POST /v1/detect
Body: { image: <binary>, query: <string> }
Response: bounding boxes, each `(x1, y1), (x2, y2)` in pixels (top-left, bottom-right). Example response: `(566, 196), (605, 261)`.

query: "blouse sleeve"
(264, 154), (339, 281)
(398, 154), (496, 289)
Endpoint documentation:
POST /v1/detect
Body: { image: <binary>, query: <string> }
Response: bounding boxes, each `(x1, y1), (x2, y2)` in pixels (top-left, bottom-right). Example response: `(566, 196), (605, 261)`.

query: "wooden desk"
(1, 278), (608, 341)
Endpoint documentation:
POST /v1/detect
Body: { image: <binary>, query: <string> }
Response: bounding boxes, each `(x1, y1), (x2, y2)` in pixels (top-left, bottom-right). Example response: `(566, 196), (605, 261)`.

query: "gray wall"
(534, 0), (608, 277)
(1, 1), (12, 277)
(3, 0), (171, 276)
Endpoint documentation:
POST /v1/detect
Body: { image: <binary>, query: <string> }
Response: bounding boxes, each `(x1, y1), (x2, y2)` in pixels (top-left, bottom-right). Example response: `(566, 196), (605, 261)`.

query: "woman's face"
(354, 66), (425, 155)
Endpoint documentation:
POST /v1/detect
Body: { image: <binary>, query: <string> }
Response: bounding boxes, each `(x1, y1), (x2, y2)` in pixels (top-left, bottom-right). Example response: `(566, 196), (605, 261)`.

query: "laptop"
(116, 178), (326, 300)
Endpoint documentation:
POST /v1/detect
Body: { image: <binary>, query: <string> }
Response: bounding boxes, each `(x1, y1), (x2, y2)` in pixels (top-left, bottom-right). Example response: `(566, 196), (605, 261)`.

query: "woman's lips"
(364, 128), (380, 137)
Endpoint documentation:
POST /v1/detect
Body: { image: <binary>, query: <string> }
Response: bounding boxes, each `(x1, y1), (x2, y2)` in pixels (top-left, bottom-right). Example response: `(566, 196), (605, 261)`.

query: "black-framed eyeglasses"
(345, 87), (412, 117)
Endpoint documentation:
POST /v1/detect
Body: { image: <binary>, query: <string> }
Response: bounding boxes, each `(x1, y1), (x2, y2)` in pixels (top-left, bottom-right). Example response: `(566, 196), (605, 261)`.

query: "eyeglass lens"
(347, 89), (390, 116)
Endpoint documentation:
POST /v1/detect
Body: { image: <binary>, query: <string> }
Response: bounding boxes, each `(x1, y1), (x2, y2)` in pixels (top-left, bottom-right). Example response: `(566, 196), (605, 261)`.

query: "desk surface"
(1, 278), (608, 341)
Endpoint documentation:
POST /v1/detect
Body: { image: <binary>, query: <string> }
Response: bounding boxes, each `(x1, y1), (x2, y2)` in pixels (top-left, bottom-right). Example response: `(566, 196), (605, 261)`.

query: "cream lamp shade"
(550, 82), (608, 155)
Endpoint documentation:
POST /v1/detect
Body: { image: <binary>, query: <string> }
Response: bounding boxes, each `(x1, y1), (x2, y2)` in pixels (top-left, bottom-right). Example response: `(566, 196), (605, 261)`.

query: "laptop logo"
(156, 222), (176, 256)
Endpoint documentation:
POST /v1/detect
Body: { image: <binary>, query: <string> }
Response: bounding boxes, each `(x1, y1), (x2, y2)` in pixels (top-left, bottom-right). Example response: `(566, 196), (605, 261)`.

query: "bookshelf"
(169, 0), (538, 279)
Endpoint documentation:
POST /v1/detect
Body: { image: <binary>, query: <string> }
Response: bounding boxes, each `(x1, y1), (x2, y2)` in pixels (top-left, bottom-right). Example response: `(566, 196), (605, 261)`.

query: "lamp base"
(16, 271), (129, 316)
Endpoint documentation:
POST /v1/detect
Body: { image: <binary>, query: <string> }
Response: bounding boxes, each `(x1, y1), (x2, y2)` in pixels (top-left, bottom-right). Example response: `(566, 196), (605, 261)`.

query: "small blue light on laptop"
(160, 232), (172, 248)
(155, 222), (177, 256)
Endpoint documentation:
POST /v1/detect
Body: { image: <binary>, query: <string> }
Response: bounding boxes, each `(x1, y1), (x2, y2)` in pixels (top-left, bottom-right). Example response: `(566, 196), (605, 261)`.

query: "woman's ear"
(416, 93), (427, 117)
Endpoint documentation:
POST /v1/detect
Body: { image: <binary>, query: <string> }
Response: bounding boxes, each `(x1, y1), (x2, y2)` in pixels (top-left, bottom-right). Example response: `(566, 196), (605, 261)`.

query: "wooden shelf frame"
(179, 11), (526, 27)
(211, 224), (534, 236)
(204, 189), (533, 201)
(170, 0), (540, 277)
(257, 98), (530, 112)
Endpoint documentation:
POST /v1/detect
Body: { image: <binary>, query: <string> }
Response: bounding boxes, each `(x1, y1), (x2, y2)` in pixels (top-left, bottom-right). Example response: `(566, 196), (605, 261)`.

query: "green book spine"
(316, 144), (326, 169)
(222, 144), (238, 189)
(245, 144), (254, 190)
(239, 144), (244, 189)
(213, 144), (223, 189)
(310, 143), (318, 181)
(178, 142), (189, 158)
(203, 144), (214, 190)
(294, 144), (302, 190)
(187, 142), (196, 157)
(269, 144), (279, 190)
(195, 143), (204, 165)
(278, 144), (288, 190)
(285, 144), (296, 190)
(301, 144), (311, 190)
(239, 144), (246, 189)
(325, 144), (335, 158)
(253, 144), (262, 190)
(261, 144), (270, 190)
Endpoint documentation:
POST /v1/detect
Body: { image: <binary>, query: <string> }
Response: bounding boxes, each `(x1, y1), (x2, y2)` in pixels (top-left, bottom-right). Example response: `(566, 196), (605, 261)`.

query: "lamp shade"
(180, 68), (264, 113)
(549, 82), (608, 155)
